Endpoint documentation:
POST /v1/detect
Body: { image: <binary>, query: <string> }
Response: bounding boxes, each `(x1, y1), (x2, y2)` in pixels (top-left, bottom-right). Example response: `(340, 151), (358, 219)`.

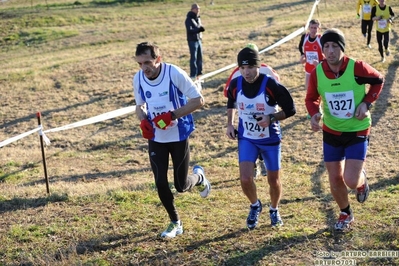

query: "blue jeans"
(188, 40), (203, 78)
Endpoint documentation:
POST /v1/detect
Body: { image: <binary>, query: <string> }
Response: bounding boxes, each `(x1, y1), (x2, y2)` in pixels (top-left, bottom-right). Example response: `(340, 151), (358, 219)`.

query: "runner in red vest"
(298, 20), (324, 95)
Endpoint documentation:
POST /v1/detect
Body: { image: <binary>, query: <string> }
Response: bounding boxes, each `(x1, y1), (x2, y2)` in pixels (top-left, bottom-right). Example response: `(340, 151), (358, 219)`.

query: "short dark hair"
(135, 42), (160, 59)
(309, 19), (321, 27)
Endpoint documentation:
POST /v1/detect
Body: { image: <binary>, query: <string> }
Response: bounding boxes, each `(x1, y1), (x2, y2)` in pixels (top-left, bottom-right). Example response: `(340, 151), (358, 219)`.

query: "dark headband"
(320, 32), (345, 52)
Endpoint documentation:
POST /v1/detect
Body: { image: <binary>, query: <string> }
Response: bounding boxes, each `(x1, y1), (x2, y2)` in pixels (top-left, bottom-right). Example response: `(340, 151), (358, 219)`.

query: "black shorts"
(323, 131), (369, 148)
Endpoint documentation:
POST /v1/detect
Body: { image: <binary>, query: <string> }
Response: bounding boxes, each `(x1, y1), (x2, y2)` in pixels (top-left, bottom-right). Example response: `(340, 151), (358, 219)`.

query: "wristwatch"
(363, 102), (373, 110)
(269, 114), (276, 124)
(171, 111), (177, 120)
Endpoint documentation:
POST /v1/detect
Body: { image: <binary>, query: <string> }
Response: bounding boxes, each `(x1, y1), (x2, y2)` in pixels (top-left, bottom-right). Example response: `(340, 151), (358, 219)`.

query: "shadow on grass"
(308, 160), (342, 249)
(0, 193), (68, 214)
(72, 232), (147, 255)
(52, 230), (154, 262)
(19, 167), (152, 189)
(220, 228), (329, 265)
(260, 0), (311, 13)
(370, 172), (399, 191)
(57, 228), (250, 264)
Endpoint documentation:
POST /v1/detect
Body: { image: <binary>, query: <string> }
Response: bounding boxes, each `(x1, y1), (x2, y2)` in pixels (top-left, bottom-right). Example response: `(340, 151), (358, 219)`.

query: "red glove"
(152, 112), (173, 130)
(140, 119), (154, 140)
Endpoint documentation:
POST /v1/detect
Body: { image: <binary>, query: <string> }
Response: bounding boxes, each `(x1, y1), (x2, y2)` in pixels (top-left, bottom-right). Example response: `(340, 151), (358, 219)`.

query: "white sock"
(251, 200), (260, 207)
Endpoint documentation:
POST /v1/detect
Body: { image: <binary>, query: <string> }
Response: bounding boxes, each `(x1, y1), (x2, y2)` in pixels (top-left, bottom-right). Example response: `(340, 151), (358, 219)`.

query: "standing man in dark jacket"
(185, 3), (205, 79)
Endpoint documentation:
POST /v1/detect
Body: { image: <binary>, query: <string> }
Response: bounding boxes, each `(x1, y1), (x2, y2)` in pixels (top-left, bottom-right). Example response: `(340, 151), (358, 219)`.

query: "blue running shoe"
(270, 210), (283, 227)
(247, 201), (262, 230)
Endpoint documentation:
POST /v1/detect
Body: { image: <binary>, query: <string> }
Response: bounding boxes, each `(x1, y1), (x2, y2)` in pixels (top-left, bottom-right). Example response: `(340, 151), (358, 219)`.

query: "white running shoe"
(161, 221), (183, 238)
(193, 165), (211, 198)
(334, 212), (354, 231)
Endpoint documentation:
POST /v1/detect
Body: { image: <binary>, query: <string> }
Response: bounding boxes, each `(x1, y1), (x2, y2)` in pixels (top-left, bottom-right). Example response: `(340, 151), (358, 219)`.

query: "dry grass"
(0, 0), (399, 265)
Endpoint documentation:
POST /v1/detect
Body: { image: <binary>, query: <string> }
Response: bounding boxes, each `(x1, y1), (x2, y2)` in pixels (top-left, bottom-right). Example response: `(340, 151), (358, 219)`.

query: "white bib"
(324, 91), (355, 119)
(147, 101), (178, 129)
(378, 19), (388, 29)
(362, 4), (371, 14)
(305, 51), (319, 64)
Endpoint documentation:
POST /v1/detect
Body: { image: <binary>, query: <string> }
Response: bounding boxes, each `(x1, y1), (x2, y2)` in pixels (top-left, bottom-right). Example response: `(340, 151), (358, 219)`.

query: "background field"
(0, 0), (398, 265)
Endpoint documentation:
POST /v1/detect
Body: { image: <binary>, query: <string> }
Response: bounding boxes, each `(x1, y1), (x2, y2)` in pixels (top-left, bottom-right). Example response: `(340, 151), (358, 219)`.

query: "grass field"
(0, 0), (399, 265)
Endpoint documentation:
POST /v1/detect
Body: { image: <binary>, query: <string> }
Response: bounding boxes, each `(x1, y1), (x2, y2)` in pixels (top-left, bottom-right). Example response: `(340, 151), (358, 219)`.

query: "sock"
(340, 205), (351, 215)
(251, 200), (260, 207)
(269, 206), (278, 213)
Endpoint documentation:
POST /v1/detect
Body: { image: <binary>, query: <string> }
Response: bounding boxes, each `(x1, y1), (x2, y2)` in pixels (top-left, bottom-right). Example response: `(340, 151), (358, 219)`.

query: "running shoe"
(356, 169), (369, 203)
(367, 44), (372, 49)
(161, 221), (183, 238)
(247, 200), (263, 230)
(270, 209), (283, 227)
(381, 57), (386, 63)
(386, 49), (390, 56)
(193, 165), (211, 198)
(334, 212), (354, 231)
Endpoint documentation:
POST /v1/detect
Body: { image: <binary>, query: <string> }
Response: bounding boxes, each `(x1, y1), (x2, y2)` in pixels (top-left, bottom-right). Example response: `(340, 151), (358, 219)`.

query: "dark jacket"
(185, 11), (203, 41)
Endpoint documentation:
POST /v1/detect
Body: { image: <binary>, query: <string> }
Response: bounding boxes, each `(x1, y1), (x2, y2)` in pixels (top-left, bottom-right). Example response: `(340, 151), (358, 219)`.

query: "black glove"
(199, 26), (205, 32)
